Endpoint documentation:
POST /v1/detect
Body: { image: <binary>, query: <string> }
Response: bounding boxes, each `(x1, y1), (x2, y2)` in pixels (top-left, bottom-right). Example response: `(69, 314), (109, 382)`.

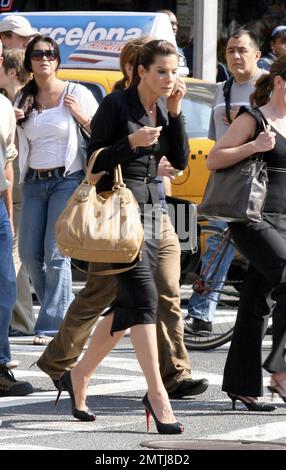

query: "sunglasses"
(30, 49), (58, 61)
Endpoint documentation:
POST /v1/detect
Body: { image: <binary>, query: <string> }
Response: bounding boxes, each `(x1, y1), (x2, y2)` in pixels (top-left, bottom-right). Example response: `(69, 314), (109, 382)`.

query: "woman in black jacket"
(56, 40), (189, 433)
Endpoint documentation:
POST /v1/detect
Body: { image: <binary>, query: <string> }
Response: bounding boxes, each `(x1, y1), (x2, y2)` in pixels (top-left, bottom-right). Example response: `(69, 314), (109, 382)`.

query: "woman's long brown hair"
(17, 36), (61, 125)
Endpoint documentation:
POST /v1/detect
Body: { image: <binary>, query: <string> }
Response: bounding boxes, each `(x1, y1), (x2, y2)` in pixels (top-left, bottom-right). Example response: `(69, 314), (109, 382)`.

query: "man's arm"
(3, 101), (17, 233)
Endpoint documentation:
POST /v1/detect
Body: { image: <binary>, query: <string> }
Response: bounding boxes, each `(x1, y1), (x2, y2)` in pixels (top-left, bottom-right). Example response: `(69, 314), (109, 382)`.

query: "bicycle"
(181, 220), (247, 350)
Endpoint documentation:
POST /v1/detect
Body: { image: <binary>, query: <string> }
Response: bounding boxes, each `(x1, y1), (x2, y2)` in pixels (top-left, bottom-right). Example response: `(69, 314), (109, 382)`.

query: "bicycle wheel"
(182, 224), (246, 350)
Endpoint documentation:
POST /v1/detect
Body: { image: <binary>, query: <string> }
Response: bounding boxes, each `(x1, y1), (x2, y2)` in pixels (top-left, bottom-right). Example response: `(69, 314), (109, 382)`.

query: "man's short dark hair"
(227, 28), (260, 51)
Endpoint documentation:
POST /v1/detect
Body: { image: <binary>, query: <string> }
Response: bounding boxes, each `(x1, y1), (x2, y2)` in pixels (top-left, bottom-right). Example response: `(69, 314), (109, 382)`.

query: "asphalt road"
(1, 333), (286, 453)
(1, 284), (286, 458)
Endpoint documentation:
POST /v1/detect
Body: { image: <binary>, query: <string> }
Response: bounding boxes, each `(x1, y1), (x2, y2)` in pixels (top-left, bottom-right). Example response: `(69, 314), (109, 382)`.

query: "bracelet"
(82, 118), (91, 129)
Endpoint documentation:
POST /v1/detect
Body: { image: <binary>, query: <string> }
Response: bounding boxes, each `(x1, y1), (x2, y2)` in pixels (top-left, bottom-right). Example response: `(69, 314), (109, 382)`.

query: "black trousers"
(222, 213), (286, 396)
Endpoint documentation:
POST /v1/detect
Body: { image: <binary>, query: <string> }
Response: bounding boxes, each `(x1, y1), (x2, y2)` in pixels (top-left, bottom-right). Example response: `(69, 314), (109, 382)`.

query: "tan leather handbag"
(56, 149), (144, 275)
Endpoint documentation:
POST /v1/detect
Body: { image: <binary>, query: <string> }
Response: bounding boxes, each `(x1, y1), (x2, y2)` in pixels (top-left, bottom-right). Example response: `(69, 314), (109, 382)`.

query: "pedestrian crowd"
(0, 13), (286, 434)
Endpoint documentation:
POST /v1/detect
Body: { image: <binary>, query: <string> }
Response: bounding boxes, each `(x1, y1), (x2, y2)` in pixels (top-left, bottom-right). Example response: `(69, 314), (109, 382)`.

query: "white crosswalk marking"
(0, 445), (64, 450)
(206, 421), (286, 442)
(0, 356), (147, 409)
(3, 318), (286, 450)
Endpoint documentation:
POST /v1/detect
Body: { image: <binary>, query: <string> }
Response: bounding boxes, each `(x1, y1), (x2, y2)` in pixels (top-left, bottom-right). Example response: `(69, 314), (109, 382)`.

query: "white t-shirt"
(17, 81), (98, 181)
(208, 68), (267, 141)
(24, 94), (69, 170)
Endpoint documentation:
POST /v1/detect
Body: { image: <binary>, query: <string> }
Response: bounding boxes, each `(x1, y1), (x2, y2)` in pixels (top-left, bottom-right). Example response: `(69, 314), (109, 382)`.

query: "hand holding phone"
(167, 77), (186, 116)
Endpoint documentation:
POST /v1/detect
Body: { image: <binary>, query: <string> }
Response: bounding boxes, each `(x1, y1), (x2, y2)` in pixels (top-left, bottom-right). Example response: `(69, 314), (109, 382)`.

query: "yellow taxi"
(57, 68), (216, 204)
(8, 11), (216, 203)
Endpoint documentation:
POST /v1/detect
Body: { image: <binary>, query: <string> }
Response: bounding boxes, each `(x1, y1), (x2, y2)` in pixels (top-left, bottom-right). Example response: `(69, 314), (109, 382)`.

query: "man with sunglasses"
(0, 15), (39, 50)
(0, 39), (34, 396)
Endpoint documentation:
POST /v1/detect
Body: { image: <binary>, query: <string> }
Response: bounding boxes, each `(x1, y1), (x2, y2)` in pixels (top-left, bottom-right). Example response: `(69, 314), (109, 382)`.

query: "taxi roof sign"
(0, 11), (190, 72)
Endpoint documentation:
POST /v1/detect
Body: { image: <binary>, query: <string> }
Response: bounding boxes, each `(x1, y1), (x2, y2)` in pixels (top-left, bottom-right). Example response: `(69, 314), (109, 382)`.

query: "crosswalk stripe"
(193, 370), (272, 388)
(0, 418), (145, 448)
(0, 444), (64, 450)
(206, 421), (286, 442)
(13, 370), (143, 381)
(0, 378), (147, 408)
(2, 364), (282, 409)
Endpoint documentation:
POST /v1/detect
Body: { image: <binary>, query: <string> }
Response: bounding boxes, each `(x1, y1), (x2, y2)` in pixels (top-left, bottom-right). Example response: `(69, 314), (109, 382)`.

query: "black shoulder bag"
(198, 107), (268, 223)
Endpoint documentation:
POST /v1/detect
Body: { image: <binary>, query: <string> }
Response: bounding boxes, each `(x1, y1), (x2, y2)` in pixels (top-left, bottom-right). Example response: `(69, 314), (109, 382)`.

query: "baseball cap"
(0, 15), (39, 37)
(271, 25), (286, 38)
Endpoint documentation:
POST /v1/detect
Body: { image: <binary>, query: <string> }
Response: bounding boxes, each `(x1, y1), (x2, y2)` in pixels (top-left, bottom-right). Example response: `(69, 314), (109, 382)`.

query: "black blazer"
(88, 86), (189, 205)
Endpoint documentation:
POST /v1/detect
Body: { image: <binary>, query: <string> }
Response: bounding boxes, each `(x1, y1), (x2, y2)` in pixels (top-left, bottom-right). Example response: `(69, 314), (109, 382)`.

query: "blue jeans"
(0, 197), (16, 364)
(19, 170), (84, 336)
(188, 220), (236, 322)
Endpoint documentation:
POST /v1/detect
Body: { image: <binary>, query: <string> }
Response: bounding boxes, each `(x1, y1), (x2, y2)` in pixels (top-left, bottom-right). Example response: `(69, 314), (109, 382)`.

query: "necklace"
(146, 104), (156, 115)
(145, 104), (157, 125)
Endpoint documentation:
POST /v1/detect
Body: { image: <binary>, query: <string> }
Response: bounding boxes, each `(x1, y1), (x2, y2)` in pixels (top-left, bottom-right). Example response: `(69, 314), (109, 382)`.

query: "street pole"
(193, 0), (218, 82)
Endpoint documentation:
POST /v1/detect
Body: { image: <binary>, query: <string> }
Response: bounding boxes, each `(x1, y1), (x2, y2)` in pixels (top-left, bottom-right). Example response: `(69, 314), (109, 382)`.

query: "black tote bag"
(198, 107), (268, 223)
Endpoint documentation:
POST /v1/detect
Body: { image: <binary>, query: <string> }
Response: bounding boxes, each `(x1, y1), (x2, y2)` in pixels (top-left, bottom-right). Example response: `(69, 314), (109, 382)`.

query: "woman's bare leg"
(71, 313), (125, 410)
(70, 318), (176, 423)
(131, 323), (176, 423)
(271, 371), (286, 395)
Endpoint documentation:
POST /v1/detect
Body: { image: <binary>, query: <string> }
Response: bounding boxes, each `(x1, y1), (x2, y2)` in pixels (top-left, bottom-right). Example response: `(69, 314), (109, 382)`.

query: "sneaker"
(9, 327), (32, 337)
(184, 317), (212, 337)
(0, 365), (34, 397)
(6, 360), (20, 369)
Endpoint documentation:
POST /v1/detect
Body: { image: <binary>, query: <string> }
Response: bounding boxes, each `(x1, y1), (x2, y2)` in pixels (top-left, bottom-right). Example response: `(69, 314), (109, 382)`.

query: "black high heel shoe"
(268, 383), (286, 403)
(142, 393), (184, 434)
(227, 392), (276, 412)
(55, 371), (96, 421)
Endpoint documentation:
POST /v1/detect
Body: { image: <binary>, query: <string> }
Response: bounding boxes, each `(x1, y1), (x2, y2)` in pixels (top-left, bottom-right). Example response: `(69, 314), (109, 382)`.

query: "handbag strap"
(114, 164), (124, 187)
(235, 106), (269, 162)
(223, 76), (234, 125)
(251, 107), (268, 133)
(66, 81), (91, 140)
(236, 105), (268, 133)
(86, 148), (124, 187)
(84, 148), (106, 184)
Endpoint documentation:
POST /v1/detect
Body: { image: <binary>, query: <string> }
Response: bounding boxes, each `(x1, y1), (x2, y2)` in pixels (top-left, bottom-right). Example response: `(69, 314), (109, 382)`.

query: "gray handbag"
(198, 107), (268, 223)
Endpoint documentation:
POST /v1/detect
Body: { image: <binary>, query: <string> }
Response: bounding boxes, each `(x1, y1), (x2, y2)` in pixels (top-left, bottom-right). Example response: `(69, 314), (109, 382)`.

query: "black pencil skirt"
(111, 207), (161, 334)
